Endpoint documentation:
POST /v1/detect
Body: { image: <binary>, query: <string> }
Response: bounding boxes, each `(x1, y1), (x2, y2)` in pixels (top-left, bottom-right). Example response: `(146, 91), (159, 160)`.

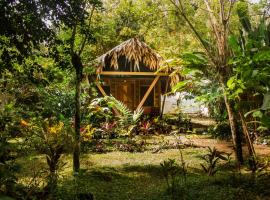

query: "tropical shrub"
(0, 103), (22, 197)
(200, 147), (229, 176)
(164, 112), (192, 133)
(160, 154), (188, 200)
(105, 96), (143, 136)
(152, 116), (172, 135)
(137, 120), (154, 135)
(135, 116), (172, 135)
(161, 159), (179, 194)
(95, 121), (117, 139)
(86, 97), (113, 128)
(86, 96), (143, 137)
(208, 122), (232, 140)
(26, 117), (72, 195)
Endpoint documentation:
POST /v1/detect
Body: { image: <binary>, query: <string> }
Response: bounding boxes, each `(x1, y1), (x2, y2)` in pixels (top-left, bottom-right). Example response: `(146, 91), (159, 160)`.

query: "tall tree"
(48, 0), (102, 173)
(1, 0), (103, 173)
(169, 0), (244, 164)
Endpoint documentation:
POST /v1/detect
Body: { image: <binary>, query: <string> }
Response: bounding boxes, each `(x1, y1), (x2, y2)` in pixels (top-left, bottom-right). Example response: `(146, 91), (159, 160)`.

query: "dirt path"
(189, 136), (270, 158)
(188, 116), (270, 158)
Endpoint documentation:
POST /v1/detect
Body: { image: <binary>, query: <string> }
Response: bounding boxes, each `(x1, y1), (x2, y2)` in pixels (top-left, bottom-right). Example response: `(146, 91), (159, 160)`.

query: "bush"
(26, 117), (73, 196)
(200, 147), (230, 176)
(0, 103), (22, 197)
(208, 122), (231, 140)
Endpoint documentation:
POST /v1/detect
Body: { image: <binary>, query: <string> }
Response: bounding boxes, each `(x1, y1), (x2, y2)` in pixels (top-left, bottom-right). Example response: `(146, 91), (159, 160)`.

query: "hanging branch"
(204, 0), (223, 61)
(70, 22), (78, 55)
(226, 0), (235, 22)
(78, 5), (96, 56)
(169, 0), (216, 66)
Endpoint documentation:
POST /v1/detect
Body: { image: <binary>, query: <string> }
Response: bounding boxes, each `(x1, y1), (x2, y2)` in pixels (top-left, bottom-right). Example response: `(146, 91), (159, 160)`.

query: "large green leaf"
(182, 68), (203, 76)
(181, 52), (208, 65)
(228, 35), (241, 55)
(261, 115), (270, 129)
(172, 80), (190, 93)
(252, 110), (263, 118)
(253, 50), (270, 62)
(227, 77), (236, 90)
(262, 91), (270, 110)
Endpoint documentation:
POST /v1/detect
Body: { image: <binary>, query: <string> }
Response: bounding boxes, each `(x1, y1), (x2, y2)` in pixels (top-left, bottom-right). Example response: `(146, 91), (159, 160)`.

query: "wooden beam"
(160, 79), (169, 118)
(136, 76), (160, 112)
(95, 81), (107, 97)
(99, 71), (168, 76)
(93, 80), (120, 115)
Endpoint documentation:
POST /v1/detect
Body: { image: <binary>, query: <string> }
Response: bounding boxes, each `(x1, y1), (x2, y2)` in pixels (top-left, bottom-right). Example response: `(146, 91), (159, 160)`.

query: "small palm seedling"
(160, 159), (179, 200)
(248, 157), (270, 177)
(200, 147), (228, 176)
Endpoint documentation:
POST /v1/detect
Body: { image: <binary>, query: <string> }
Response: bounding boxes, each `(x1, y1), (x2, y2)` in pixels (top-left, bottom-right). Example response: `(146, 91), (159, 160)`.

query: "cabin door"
(116, 81), (134, 110)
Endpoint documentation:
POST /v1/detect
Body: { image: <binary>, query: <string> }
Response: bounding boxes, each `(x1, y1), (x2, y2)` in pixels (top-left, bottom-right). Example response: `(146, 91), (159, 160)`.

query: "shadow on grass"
(55, 164), (270, 200)
(17, 151), (270, 200)
(57, 165), (168, 200)
(121, 164), (163, 177)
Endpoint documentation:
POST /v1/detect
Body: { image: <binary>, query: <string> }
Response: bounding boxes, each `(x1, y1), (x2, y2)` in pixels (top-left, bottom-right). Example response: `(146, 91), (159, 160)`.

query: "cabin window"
(140, 86), (154, 107)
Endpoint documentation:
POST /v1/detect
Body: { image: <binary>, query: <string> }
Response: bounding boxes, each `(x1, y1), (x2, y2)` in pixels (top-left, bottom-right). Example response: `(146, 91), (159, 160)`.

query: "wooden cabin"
(94, 38), (169, 114)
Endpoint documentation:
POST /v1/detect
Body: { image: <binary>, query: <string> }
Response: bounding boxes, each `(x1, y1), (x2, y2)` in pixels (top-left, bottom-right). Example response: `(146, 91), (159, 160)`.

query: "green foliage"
(0, 1), (53, 70)
(26, 117), (73, 194)
(160, 149), (188, 200)
(87, 97), (114, 127)
(0, 104), (22, 196)
(39, 82), (75, 119)
(85, 96), (143, 139)
(104, 96), (143, 136)
(163, 51), (227, 122)
(160, 159), (179, 199)
(224, 1), (270, 137)
(208, 122), (232, 140)
(236, 0), (252, 33)
(200, 147), (229, 176)
(171, 80), (191, 93)
(245, 109), (270, 132)
(1, 0), (270, 198)
(181, 52), (208, 67)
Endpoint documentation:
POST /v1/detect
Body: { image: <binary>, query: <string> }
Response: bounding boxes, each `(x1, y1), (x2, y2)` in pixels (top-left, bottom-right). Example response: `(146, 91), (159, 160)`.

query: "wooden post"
(88, 76), (120, 115)
(160, 79), (169, 118)
(95, 81), (107, 97)
(136, 76), (160, 112)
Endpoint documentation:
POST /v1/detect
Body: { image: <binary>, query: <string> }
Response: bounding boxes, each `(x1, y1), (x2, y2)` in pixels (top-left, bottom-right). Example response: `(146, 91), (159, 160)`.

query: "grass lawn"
(17, 134), (270, 200)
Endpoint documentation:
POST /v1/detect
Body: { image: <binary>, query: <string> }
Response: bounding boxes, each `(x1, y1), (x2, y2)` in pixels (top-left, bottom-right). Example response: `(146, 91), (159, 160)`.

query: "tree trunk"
(221, 87), (243, 165)
(219, 75), (243, 165)
(72, 53), (83, 173)
(239, 110), (257, 171)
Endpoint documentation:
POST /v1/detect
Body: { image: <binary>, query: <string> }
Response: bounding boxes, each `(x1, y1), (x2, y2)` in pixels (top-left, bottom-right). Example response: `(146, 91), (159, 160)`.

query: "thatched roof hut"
(93, 38), (170, 115)
(96, 38), (164, 73)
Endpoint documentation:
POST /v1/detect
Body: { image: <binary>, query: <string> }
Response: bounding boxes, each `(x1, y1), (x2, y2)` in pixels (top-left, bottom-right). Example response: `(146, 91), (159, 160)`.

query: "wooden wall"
(101, 77), (161, 112)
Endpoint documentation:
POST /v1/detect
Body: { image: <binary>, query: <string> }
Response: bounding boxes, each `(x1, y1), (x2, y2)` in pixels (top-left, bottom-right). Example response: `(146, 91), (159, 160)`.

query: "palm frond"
(95, 38), (163, 72)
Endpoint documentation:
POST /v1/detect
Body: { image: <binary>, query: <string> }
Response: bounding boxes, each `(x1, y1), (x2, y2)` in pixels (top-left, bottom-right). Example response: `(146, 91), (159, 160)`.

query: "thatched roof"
(96, 38), (163, 73)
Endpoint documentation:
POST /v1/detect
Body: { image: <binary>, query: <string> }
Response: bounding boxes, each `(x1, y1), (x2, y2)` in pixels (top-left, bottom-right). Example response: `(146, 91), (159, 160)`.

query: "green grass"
(16, 134), (270, 200)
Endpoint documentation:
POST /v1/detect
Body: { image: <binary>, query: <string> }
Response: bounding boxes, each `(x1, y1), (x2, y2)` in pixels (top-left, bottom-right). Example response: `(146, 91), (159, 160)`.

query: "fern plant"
(104, 96), (143, 135)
